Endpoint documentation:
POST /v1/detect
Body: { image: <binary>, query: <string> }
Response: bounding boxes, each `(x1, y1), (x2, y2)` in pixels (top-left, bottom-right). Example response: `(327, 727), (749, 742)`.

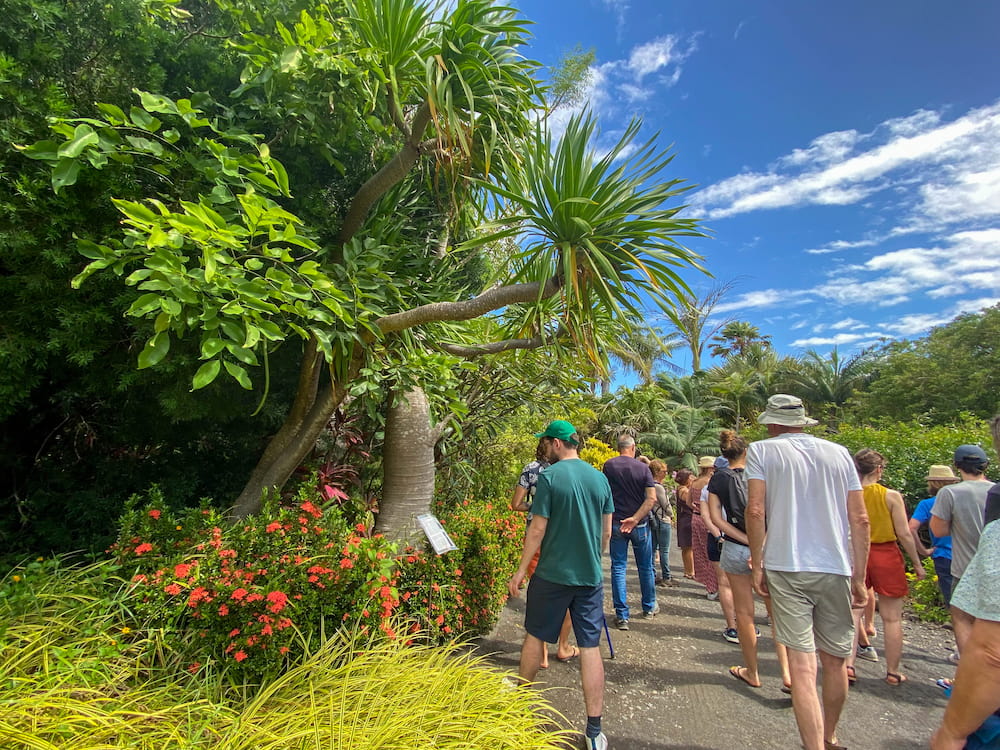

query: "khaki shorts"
(765, 570), (855, 657)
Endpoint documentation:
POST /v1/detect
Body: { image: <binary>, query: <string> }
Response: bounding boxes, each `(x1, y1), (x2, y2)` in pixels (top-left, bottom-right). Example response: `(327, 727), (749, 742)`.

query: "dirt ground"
(474, 547), (955, 750)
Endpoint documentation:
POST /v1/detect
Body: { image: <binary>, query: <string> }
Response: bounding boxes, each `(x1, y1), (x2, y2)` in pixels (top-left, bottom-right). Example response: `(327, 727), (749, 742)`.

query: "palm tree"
(640, 405), (721, 471)
(709, 321), (772, 360)
(786, 347), (874, 424)
(662, 282), (734, 373)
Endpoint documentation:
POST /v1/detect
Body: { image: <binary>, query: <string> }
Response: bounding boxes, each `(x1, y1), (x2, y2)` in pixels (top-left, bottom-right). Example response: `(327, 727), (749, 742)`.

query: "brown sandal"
(885, 671), (907, 686)
(846, 666), (856, 685)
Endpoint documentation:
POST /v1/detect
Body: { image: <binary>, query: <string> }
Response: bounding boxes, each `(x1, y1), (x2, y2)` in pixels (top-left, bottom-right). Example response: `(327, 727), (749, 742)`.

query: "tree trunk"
(376, 386), (436, 545)
(227, 342), (360, 519)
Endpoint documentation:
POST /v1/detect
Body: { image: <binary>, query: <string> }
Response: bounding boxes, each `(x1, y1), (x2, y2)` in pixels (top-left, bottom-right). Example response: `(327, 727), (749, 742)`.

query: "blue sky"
(515, 0), (1000, 374)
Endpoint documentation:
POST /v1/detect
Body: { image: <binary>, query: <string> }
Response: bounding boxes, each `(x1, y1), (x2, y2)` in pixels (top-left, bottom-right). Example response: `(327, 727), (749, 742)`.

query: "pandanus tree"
(24, 0), (705, 536)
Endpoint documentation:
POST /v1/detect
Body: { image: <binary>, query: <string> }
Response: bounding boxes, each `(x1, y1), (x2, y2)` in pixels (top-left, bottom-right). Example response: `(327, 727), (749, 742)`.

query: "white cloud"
(547, 33), (699, 149)
(804, 238), (879, 255)
(712, 289), (812, 314)
(883, 297), (1000, 337)
(830, 318), (865, 330)
(791, 331), (886, 348)
(599, 0), (630, 36)
(691, 99), (1000, 225)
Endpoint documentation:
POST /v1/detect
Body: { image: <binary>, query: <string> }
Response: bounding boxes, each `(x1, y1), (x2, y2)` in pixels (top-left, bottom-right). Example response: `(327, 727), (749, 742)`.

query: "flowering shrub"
(580, 437), (616, 470)
(395, 495), (523, 643)
(114, 487), (399, 681)
(907, 556), (950, 623)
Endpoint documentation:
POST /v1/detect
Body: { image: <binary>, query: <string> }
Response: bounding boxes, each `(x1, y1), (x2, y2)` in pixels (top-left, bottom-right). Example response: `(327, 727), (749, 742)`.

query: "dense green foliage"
(0, 558), (569, 749)
(850, 304), (1000, 424)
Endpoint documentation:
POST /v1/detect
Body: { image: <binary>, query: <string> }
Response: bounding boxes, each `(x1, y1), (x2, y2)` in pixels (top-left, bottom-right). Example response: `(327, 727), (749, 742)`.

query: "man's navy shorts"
(524, 574), (604, 647)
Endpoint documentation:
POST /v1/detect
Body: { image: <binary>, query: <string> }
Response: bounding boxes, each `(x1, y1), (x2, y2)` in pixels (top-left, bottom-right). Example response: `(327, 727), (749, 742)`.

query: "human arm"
(602, 513), (612, 552)
(746, 478), (768, 596)
(510, 485), (529, 513)
(846, 488), (871, 608)
(887, 490), (925, 578)
(701, 493), (722, 537)
(708, 491), (748, 545)
(907, 516), (934, 557)
(621, 485), (656, 533)
(930, 489), (953, 538)
(507, 516), (548, 598)
(931, 618), (1000, 750)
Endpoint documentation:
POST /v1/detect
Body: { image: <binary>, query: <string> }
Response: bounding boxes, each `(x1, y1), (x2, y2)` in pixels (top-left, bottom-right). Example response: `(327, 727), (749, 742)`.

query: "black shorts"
(524, 574), (604, 647)
(707, 532), (723, 563)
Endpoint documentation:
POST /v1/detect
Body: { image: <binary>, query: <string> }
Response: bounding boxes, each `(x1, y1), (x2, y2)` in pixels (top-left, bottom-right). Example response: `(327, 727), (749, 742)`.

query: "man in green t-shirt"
(508, 420), (614, 750)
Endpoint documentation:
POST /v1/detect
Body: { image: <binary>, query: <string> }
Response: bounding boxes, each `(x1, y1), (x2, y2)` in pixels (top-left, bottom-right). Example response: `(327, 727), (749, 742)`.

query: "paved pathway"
(475, 547), (954, 749)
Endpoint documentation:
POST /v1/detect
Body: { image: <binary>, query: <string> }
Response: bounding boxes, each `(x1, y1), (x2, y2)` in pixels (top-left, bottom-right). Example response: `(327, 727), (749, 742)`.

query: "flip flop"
(556, 646), (579, 662)
(729, 665), (761, 688)
(781, 683), (792, 694)
(846, 666), (856, 686)
(935, 678), (953, 690)
(825, 741), (847, 750)
(885, 672), (907, 686)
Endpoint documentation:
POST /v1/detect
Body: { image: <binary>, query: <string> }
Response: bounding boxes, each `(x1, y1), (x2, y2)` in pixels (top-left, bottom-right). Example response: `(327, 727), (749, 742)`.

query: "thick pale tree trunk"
(376, 386), (437, 545)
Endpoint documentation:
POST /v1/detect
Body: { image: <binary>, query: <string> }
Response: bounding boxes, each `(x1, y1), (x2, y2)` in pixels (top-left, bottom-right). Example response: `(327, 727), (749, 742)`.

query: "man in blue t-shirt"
(909, 464), (958, 605)
(508, 420), (614, 750)
(603, 435), (657, 629)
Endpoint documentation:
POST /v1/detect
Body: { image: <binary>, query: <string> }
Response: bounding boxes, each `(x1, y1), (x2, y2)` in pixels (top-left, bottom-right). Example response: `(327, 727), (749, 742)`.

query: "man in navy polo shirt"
(604, 435), (658, 629)
(508, 420), (614, 750)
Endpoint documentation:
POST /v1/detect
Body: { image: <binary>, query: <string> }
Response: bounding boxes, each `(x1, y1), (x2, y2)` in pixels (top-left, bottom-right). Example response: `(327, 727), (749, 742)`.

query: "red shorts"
(865, 541), (908, 598)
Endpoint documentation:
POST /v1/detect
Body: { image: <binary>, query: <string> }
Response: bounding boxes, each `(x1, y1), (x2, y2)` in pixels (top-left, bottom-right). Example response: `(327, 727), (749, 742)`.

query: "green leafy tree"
(24, 0), (706, 529)
(849, 305), (1000, 425)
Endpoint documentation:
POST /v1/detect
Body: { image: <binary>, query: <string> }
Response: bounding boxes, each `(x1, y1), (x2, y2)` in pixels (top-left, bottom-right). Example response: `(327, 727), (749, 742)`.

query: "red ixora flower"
(148, 509), (161, 519)
(266, 590), (288, 613)
(174, 563), (193, 579)
(234, 650), (248, 662)
(265, 521), (282, 533)
(164, 583), (182, 596)
(134, 542), (153, 555)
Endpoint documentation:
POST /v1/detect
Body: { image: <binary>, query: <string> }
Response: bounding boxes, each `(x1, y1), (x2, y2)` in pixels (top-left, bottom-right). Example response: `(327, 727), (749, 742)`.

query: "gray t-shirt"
(932, 479), (994, 578)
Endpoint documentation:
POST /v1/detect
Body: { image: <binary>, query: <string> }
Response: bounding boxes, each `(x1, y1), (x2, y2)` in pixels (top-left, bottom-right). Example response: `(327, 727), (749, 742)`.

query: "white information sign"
(416, 513), (458, 555)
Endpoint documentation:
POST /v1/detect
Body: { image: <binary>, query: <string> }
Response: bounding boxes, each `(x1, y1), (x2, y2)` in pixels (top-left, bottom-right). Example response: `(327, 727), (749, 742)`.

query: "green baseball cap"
(534, 419), (579, 445)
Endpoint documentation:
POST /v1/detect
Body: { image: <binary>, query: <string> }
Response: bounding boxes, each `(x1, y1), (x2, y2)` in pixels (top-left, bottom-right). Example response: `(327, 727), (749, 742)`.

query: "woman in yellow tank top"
(844, 449), (926, 686)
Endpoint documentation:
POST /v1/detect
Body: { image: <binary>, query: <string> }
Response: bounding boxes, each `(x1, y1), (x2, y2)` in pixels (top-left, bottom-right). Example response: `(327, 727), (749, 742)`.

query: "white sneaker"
(856, 644), (879, 662)
(707, 591), (719, 601)
(583, 732), (608, 750)
(642, 602), (660, 618)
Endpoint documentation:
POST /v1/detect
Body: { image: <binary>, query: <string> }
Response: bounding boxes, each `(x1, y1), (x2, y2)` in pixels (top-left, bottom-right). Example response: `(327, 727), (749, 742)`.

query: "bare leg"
(818, 649), (849, 747)
(845, 607), (862, 671)
(518, 633), (546, 683)
(715, 563), (737, 630)
(555, 613), (575, 660)
(879, 596), (904, 678)
(730, 574), (761, 685)
(787, 647), (824, 750)
(864, 587), (876, 636)
(951, 606), (975, 655)
(763, 595), (791, 688)
(682, 547), (695, 578)
(579, 645), (605, 718)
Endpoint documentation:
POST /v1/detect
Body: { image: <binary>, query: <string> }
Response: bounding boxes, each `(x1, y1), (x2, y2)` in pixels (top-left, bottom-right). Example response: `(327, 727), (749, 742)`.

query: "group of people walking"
(506, 396), (1000, 750)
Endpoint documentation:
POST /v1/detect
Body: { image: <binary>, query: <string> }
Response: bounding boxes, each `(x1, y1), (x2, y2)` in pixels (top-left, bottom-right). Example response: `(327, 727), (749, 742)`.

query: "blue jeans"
(610, 521), (657, 621)
(933, 556), (953, 606)
(649, 516), (672, 581)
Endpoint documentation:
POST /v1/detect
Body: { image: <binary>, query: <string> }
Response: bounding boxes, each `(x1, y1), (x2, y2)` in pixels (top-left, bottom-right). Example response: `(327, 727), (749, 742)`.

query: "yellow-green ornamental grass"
(0, 561), (571, 749)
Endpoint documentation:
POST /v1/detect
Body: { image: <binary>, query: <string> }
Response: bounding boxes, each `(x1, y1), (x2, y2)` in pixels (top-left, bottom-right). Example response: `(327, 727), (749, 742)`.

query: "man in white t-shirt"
(746, 394), (870, 750)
